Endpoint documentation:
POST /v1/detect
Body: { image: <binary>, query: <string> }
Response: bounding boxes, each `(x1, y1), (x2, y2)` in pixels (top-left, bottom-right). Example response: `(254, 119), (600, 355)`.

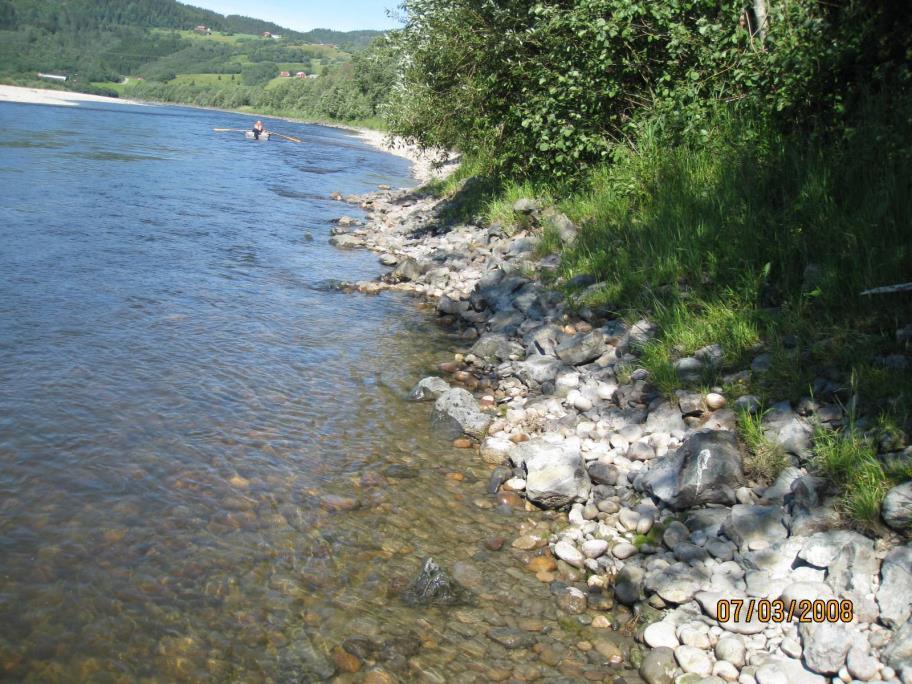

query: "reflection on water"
(0, 101), (639, 682)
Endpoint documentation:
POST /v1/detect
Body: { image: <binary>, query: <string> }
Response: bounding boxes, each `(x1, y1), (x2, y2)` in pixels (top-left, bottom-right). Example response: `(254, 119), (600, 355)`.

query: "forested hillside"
(0, 0), (388, 119)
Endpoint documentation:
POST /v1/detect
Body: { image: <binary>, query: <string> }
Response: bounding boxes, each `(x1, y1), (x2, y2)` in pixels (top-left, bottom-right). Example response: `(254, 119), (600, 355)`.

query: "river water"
(0, 101), (638, 683)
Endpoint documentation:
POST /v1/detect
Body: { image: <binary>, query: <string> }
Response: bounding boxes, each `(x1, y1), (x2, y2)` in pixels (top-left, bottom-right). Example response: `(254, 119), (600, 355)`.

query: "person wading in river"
(251, 120), (266, 140)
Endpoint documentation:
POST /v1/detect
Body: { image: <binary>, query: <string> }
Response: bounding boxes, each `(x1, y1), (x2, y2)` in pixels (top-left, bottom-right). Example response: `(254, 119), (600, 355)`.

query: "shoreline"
(326, 185), (911, 683)
(0, 84), (455, 184)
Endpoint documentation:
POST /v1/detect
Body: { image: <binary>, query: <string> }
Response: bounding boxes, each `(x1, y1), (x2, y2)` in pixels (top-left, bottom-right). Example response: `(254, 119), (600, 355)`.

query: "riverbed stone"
(555, 540), (585, 568)
(877, 546), (912, 628)
(675, 645), (712, 676)
(715, 636), (746, 667)
(637, 429), (744, 509)
(433, 388), (492, 439)
(516, 439), (592, 509)
(480, 437), (514, 465)
(882, 481), (912, 530)
(721, 504), (787, 551)
(556, 330), (606, 366)
(470, 333), (524, 363)
(798, 621), (852, 675)
(408, 376), (451, 401)
(640, 646), (678, 684)
(614, 565), (645, 605)
(882, 621), (912, 670)
(644, 621), (680, 649)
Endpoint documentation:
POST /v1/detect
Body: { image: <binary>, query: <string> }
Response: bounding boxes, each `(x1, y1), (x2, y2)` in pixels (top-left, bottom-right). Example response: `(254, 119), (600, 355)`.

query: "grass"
(737, 409), (789, 483)
(812, 426), (890, 530)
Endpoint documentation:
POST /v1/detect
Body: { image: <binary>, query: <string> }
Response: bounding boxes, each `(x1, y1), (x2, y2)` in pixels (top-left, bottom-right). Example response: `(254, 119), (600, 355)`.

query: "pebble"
(527, 556), (557, 573)
(555, 540), (586, 568)
(612, 542), (638, 559)
(674, 645), (712, 676)
(644, 621), (680, 649)
(581, 539), (609, 559)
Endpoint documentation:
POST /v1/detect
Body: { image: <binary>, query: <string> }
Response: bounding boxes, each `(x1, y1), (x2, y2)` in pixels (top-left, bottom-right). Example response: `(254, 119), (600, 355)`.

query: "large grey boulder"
(799, 621), (853, 674)
(722, 504), (788, 551)
(470, 333), (524, 364)
(883, 481), (912, 530)
(511, 439), (591, 509)
(408, 376), (451, 401)
(877, 546), (912, 629)
(555, 330), (607, 365)
(797, 529), (873, 568)
(432, 388), (492, 439)
(636, 429), (745, 510)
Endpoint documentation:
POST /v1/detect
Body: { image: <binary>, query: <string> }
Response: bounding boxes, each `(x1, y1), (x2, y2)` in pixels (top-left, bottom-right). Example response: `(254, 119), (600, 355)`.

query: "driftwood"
(860, 283), (912, 296)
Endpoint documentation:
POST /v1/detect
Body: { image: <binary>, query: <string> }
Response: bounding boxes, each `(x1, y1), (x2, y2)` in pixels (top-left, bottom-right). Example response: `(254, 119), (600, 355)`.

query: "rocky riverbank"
(328, 185), (912, 684)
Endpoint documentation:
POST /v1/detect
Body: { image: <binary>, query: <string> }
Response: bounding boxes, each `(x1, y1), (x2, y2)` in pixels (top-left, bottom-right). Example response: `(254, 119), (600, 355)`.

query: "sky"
(186, 0), (403, 32)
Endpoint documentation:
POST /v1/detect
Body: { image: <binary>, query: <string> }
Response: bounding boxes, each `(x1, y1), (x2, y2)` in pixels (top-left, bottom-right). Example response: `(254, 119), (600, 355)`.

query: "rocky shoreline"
(328, 184), (912, 684)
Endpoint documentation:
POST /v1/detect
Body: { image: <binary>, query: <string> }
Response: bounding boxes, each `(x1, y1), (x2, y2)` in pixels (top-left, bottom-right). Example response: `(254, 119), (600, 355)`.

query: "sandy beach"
(352, 128), (459, 184)
(0, 84), (142, 107)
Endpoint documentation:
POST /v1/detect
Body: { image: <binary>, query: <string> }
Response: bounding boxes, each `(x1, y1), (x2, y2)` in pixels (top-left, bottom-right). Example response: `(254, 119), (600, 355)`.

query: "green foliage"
(388, 0), (912, 180)
(241, 61), (277, 86)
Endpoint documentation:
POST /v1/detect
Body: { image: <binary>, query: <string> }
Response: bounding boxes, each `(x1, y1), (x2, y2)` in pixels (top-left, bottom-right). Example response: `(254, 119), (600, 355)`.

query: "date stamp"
(716, 599), (854, 623)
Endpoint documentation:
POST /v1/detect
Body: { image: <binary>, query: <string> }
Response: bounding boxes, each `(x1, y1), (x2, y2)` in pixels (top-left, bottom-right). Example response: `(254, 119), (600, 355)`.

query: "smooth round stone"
(557, 587), (588, 614)
(597, 499), (620, 514)
(706, 393), (727, 410)
(612, 542), (638, 559)
(582, 539), (610, 559)
(678, 626), (710, 650)
(674, 645), (712, 676)
(592, 615), (611, 629)
(555, 540), (585, 568)
(619, 508), (640, 530)
(754, 663), (788, 684)
(453, 437), (473, 448)
(644, 621), (680, 649)
(636, 513), (655, 535)
(715, 636), (746, 667)
(713, 660), (739, 682)
(592, 639), (623, 660)
(574, 396), (594, 411)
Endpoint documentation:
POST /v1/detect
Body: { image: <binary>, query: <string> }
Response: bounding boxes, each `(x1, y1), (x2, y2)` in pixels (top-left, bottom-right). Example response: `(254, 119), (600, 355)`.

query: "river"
(0, 100), (638, 683)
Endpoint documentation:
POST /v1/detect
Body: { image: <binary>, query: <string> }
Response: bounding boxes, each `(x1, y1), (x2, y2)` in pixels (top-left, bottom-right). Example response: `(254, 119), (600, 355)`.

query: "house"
(307, 74), (318, 79)
(261, 31), (272, 38)
(194, 25), (211, 35)
(295, 71), (307, 79)
(279, 71), (290, 78)
(37, 73), (67, 82)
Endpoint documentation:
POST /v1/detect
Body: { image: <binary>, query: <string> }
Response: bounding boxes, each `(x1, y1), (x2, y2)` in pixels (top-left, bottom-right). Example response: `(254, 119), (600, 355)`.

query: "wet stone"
(486, 628), (535, 650)
(401, 558), (466, 607)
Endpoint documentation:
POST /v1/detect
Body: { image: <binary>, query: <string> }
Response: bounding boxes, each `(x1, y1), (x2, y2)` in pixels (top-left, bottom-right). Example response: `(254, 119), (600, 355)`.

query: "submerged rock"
(408, 376), (450, 401)
(401, 558), (466, 607)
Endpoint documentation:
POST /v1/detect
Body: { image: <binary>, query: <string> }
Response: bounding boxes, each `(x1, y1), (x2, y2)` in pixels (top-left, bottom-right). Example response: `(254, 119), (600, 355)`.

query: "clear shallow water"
(0, 101), (637, 683)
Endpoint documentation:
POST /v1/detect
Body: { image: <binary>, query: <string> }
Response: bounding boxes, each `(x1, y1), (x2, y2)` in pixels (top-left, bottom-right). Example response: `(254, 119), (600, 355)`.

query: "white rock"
(554, 540), (585, 568)
(716, 635), (747, 667)
(846, 644), (878, 681)
(503, 477), (526, 491)
(581, 539), (609, 559)
(644, 621), (680, 649)
(675, 645), (713, 676)
(612, 542), (638, 560)
(714, 659), (741, 682)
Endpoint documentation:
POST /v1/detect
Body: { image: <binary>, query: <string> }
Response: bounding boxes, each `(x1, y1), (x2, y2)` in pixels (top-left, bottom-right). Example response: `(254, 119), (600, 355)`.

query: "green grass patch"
(812, 427), (890, 531)
(737, 409), (789, 484)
